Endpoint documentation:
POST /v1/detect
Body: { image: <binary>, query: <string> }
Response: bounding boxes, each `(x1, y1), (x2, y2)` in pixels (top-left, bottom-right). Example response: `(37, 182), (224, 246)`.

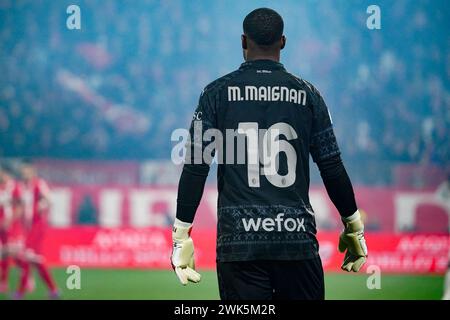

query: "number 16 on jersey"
(237, 122), (298, 188)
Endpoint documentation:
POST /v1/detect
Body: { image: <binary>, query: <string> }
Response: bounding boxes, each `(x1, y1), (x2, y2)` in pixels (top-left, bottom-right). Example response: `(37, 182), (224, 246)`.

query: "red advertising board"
(35, 159), (140, 185)
(42, 227), (449, 273)
(46, 185), (450, 233)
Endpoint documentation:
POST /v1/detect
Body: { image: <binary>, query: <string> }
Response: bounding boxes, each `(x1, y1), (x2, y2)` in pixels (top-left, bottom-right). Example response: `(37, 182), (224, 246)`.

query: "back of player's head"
(243, 8), (284, 46)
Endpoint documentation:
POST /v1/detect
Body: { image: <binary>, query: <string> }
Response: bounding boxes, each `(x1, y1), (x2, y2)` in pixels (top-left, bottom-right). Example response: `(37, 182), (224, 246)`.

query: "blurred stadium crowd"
(0, 0), (448, 184)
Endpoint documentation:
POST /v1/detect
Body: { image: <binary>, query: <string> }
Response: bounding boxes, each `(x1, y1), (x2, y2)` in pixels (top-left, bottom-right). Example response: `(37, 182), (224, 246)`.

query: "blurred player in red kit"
(0, 165), (27, 294)
(13, 160), (59, 299)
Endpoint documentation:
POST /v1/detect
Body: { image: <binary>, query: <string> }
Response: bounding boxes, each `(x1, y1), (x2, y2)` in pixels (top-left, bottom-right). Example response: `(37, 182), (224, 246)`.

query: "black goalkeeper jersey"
(183, 59), (341, 262)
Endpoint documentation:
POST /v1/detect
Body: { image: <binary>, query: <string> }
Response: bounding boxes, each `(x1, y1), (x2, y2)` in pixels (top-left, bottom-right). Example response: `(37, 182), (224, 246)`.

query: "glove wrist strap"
(342, 210), (361, 223)
(173, 218), (192, 241)
(341, 210), (364, 231)
(174, 218), (192, 229)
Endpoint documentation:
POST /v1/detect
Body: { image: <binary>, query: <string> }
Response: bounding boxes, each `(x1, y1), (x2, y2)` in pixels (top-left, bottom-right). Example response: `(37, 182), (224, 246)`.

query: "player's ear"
(241, 34), (248, 50)
(280, 35), (286, 50)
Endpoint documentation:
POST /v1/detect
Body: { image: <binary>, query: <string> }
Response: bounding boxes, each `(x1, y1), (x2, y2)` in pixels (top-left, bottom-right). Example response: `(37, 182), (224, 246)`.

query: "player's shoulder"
(201, 69), (244, 98)
(283, 71), (320, 94)
(283, 71), (325, 106)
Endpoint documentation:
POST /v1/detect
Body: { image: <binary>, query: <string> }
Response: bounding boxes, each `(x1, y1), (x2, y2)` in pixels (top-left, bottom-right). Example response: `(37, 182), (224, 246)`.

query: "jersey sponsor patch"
(241, 213), (306, 232)
(216, 204), (318, 261)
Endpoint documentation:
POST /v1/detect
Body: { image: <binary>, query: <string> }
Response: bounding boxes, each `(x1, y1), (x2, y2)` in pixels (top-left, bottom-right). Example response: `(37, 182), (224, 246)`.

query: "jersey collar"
(240, 59), (285, 71)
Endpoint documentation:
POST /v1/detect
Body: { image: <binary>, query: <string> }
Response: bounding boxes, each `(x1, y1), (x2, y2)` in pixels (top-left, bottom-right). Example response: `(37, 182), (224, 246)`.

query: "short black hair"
(243, 8), (284, 46)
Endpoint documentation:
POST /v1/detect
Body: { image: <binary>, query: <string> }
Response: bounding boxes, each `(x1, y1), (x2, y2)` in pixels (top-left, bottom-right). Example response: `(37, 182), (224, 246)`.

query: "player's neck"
(245, 51), (280, 63)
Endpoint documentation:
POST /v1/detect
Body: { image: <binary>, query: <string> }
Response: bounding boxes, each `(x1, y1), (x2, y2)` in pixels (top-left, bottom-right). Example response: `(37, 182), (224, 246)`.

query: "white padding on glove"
(171, 219), (201, 285)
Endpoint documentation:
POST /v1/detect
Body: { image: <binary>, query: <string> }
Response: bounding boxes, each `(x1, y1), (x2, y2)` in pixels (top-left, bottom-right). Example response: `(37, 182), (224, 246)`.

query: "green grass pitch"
(0, 268), (445, 300)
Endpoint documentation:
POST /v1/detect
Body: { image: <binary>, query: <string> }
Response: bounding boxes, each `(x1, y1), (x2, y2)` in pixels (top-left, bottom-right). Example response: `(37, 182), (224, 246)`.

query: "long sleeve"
(175, 89), (217, 223)
(309, 84), (357, 218)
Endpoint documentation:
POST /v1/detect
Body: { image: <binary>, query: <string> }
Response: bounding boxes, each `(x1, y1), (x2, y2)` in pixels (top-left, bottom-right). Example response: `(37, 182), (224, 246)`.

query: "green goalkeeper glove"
(338, 210), (368, 272)
(171, 219), (201, 285)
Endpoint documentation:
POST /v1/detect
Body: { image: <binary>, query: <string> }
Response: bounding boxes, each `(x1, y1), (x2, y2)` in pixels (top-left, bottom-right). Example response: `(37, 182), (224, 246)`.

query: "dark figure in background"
(77, 195), (98, 225)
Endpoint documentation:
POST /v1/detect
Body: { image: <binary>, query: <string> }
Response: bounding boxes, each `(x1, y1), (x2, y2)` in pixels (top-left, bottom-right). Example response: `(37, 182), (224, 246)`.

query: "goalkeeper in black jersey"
(170, 7), (368, 300)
